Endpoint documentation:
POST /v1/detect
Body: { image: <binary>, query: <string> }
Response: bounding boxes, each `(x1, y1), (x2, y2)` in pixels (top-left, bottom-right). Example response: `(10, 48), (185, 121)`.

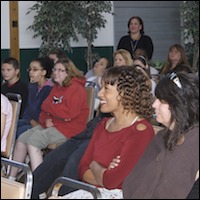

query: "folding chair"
(85, 85), (95, 123)
(1, 93), (22, 176)
(47, 176), (101, 199)
(1, 157), (33, 199)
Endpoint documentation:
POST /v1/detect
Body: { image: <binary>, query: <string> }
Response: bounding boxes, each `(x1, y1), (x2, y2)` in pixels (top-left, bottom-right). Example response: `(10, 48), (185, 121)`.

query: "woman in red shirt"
(64, 66), (155, 198)
(9, 58), (89, 179)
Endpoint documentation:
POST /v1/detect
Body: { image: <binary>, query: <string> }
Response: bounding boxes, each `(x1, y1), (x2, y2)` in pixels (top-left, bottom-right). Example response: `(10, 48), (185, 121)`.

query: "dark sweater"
(123, 123), (199, 199)
(117, 34), (154, 60)
(186, 178), (199, 199)
(1, 79), (28, 118)
(22, 82), (52, 122)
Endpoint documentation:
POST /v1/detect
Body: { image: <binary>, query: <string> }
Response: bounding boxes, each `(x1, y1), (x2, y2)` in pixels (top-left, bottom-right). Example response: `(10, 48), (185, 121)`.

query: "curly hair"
(101, 66), (153, 120)
(155, 72), (199, 150)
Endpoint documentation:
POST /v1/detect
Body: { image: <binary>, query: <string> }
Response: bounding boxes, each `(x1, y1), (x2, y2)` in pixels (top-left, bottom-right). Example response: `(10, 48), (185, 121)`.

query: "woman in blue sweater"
(16, 56), (54, 138)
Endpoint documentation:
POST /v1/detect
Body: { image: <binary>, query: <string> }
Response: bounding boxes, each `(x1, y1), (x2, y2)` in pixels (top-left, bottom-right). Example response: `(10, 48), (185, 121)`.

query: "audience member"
(113, 49), (133, 67)
(31, 112), (111, 199)
(63, 66), (154, 198)
(16, 57), (54, 139)
(133, 48), (159, 78)
(117, 16), (154, 60)
(159, 44), (192, 77)
(85, 57), (111, 110)
(9, 58), (89, 179)
(123, 72), (199, 199)
(48, 49), (67, 63)
(1, 93), (13, 152)
(133, 55), (156, 96)
(1, 57), (28, 118)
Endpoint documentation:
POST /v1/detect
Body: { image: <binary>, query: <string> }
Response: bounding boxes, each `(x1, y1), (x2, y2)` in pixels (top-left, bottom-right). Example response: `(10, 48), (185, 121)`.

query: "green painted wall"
(1, 46), (113, 83)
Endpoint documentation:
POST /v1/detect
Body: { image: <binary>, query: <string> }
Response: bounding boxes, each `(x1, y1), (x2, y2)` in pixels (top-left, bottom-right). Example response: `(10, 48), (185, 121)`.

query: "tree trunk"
(87, 28), (93, 71)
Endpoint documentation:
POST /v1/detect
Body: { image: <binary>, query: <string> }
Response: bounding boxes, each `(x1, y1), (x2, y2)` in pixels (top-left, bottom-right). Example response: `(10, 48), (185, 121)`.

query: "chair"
(47, 176), (101, 199)
(1, 157), (33, 199)
(1, 93), (22, 176)
(85, 85), (95, 123)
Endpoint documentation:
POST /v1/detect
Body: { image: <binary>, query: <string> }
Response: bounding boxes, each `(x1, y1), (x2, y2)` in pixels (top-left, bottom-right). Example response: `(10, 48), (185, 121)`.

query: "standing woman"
(9, 58), (89, 179)
(123, 72), (199, 199)
(117, 16), (154, 60)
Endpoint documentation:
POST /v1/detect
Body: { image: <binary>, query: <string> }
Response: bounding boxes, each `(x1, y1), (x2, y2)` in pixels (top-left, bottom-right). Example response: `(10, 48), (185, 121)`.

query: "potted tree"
(26, 1), (112, 71)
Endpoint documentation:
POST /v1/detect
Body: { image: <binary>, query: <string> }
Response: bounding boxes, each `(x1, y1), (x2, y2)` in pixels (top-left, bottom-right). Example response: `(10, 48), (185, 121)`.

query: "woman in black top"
(117, 16), (154, 60)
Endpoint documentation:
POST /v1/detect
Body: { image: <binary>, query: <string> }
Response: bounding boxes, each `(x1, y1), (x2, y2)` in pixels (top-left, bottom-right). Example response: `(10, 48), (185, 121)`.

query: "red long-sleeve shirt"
(39, 77), (89, 138)
(78, 117), (154, 189)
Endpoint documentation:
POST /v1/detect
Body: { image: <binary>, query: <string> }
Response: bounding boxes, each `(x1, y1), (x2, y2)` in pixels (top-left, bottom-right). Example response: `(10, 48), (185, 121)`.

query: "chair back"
(85, 86), (95, 122)
(47, 176), (101, 199)
(1, 157), (33, 199)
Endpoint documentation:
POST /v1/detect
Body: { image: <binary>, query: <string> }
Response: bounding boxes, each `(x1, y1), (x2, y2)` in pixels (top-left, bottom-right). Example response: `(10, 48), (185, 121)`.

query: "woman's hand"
(108, 155), (121, 170)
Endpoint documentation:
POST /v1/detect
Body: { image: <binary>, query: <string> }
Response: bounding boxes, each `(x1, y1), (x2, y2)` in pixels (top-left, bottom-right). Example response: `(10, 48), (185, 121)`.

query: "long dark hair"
(155, 72), (199, 150)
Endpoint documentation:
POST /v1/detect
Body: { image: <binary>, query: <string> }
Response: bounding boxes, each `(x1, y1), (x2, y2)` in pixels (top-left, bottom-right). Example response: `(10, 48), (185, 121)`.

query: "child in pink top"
(1, 93), (13, 152)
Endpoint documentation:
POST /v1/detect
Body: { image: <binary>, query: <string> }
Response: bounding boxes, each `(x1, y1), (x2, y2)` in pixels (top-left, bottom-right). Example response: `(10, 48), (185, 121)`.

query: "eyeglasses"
(52, 68), (66, 73)
(27, 68), (43, 72)
(169, 72), (182, 89)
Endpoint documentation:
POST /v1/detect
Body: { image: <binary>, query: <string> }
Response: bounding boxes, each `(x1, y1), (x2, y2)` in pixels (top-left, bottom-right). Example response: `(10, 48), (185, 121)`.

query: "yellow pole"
(9, 1), (20, 65)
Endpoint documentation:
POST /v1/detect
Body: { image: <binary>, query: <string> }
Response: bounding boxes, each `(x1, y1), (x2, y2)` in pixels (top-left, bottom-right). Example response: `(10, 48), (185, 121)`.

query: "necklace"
(130, 115), (139, 125)
(106, 115), (139, 129)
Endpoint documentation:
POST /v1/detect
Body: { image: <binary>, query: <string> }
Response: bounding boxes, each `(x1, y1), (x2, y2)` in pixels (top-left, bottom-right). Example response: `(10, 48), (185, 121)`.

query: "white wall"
(1, 1), (114, 49)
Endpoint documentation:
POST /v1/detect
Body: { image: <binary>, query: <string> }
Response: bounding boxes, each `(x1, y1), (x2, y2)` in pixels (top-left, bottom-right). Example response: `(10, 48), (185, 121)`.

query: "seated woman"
(85, 57), (111, 110)
(9, 58), (89, 179)
(113, 49), (133, 67)
(1, 93), (13, 153)
(63, 66), (155, 199)
(123, 72), (199, 199)
(133, 54), (157, 96)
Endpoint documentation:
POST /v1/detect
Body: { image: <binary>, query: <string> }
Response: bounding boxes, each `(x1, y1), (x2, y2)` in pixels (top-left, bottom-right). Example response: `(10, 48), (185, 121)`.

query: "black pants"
(186, 178), (199, 199)
(31, 138), (90, 199)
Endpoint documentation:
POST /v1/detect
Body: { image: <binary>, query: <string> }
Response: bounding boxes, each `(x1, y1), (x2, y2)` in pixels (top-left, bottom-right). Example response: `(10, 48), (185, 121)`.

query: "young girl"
(16, 56), (54, 138)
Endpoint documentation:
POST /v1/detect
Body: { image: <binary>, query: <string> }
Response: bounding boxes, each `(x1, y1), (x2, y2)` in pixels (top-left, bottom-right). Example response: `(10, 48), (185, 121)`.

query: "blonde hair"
(113, 49), (134, 66)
